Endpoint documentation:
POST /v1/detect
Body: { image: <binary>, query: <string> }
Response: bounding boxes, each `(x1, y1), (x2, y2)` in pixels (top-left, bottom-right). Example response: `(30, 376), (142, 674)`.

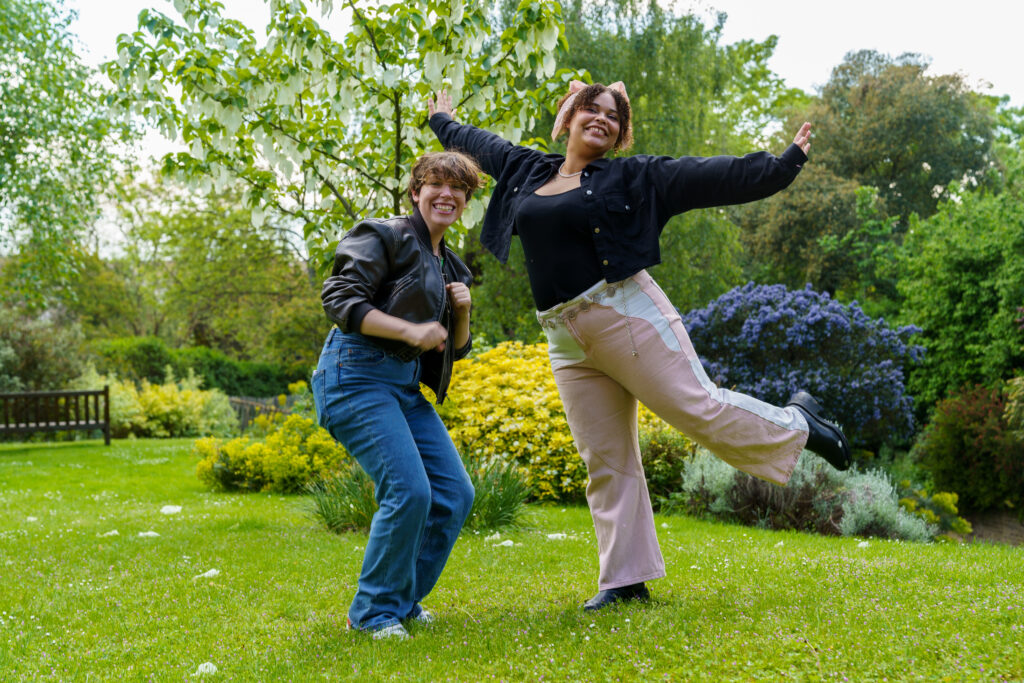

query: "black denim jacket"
(320, 210), (472, 403)
(429, 112), (807, 283)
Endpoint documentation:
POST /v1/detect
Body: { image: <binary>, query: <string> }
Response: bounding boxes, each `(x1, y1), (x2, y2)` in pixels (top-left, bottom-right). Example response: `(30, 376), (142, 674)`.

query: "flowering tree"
(104, 0), (575, 271)
(1, 0), (131, 303)
(682, 283), (923, 449)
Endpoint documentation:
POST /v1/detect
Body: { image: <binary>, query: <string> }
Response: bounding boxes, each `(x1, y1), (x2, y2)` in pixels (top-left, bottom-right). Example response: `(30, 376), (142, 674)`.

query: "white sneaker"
(411, 608), (435, 624)
(371, 623), (410, 640)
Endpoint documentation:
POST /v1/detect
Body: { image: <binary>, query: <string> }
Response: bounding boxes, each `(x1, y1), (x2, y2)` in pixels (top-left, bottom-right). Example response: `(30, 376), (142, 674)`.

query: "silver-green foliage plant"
(671, 449), (935, 542)
(105, 0), (577, 272)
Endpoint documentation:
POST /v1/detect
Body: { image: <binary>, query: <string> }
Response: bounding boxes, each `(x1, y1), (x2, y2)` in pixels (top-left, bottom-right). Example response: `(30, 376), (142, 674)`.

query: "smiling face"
(567, 91), (623, 157)
(411, 174), (468, 233)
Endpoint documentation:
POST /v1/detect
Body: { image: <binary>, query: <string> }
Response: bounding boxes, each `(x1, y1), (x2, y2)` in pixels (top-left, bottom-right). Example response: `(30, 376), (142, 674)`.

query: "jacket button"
(625, 204), (631, 210)
(583, 172), (589, 177)
(593, 228), (600, 234)
(586, 190), (592, 195)
(602, 259), (609, 266)
(513, 187), (518, 192)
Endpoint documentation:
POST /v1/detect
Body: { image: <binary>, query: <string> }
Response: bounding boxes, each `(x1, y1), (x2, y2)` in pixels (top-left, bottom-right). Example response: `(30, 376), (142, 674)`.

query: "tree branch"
(346, 0), (387, 70)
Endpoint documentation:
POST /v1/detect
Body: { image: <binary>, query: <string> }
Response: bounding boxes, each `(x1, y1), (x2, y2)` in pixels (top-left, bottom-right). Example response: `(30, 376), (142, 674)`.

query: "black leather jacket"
(320, 210), (472, 404)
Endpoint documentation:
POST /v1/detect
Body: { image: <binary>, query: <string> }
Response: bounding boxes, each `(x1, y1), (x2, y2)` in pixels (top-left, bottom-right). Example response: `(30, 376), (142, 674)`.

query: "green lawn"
(1, 439), (1021, 682)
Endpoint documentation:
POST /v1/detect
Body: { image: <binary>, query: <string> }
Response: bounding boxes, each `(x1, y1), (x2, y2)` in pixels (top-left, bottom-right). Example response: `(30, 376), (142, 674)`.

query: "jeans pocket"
(342, 343), (388, 366)
(311, 368), (327, 427)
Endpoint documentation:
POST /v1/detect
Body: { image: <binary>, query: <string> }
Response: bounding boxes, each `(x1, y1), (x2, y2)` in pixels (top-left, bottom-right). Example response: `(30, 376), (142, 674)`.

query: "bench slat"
(0, 387), (111, 445)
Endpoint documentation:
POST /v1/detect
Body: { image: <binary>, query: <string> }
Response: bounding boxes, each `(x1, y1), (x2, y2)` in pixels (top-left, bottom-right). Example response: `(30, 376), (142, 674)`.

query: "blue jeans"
(311, 328), (474, 631)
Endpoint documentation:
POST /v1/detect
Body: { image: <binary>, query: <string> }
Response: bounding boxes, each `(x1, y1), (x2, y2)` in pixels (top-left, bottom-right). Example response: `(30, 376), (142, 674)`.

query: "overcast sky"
(699, 0), (1023, 107)
(67, 0), (1023, 160)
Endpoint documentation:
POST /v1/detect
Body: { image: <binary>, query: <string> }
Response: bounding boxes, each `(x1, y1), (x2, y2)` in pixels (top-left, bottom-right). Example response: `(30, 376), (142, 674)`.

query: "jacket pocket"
(602, 192), (644, 215)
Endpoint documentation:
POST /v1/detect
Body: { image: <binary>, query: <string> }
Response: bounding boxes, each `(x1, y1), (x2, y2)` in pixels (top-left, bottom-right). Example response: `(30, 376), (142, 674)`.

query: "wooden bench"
(0, 387), (111, 445)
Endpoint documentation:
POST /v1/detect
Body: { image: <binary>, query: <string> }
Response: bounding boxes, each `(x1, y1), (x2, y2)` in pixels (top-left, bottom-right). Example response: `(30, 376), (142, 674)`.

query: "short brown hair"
(555, 83), (633, 151)
(407, 151), (485, 202)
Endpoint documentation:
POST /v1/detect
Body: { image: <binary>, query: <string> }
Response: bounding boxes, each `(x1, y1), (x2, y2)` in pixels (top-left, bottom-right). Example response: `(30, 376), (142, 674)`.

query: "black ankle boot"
(583, 582), (650, 611)
(786, 391), (851, 470)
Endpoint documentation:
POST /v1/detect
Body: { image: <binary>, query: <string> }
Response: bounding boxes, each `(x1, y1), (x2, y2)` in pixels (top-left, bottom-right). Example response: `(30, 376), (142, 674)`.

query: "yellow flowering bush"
(72, 365), (236, 438)
(431, 341), (696, 502)
(429, 341), (580, 501)
(194, 414), (346, 493)
(898, 483), (973, 540)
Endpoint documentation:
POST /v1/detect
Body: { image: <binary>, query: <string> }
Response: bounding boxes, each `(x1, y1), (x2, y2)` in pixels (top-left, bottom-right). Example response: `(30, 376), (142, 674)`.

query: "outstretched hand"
(793, 122), (812, 156)
(428, 89), (455, 119)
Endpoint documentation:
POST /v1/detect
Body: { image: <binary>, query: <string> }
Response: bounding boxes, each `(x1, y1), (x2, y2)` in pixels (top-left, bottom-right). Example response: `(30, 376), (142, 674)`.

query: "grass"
(1, 439), (1022, 682)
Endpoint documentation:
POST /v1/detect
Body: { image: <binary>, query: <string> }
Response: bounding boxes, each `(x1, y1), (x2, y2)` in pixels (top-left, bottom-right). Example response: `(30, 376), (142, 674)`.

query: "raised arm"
(649, 122), (812, 218)
(427, 89), (542, 179)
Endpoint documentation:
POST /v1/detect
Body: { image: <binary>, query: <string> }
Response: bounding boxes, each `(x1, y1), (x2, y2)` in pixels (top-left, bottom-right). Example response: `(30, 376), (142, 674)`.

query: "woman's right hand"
(404, 320), (449, 352)
(428, 89), (455, 119)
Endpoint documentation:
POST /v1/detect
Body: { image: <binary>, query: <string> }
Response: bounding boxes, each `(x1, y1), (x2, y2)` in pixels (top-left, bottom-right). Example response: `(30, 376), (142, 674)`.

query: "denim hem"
(352, 616), (403, 633)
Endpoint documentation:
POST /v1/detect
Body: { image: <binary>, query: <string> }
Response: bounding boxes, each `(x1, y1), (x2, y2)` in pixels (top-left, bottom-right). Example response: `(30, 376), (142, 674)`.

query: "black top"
(429, 112), (807, 283)
(516, 188), (604, 310)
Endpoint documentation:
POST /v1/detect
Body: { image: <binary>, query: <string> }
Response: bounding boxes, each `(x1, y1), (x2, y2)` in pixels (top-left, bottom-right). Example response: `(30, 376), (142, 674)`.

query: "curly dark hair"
(555, 83), (633, 151)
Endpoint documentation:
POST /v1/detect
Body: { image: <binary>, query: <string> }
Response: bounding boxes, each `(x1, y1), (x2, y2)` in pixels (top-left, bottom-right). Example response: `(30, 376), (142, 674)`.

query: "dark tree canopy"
(804, 50), (995, 221)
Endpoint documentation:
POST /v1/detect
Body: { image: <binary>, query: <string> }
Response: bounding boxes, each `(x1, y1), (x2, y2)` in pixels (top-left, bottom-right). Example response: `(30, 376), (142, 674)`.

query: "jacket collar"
(554, 154), (611, 172)
(410, 207), (445, 255)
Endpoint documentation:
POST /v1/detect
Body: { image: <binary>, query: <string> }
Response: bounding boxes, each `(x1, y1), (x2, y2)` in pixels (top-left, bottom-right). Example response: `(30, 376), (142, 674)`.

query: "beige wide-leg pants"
(537, 270), (808, 590)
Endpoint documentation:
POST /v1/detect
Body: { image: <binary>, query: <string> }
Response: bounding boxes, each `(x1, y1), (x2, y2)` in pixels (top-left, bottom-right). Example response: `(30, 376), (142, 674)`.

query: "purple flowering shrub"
(682, 283), (924, 448)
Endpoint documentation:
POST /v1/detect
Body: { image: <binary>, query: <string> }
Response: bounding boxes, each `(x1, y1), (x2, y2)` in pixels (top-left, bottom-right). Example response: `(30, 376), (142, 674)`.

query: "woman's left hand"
(447, 282), (471, 316)
(793, 122), (812, 155)
(428, 90), (455, 119)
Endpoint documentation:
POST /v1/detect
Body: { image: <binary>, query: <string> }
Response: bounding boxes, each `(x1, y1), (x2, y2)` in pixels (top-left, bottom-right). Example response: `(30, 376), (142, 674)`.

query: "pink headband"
(551, 80), (630, 141)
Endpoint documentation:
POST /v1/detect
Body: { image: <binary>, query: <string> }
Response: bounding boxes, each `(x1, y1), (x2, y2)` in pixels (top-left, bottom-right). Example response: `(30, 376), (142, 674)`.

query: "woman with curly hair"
(427, 82), (850, 611)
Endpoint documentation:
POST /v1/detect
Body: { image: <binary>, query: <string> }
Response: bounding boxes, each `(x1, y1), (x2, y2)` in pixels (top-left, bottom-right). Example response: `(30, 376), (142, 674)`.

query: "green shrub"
(72, 366), (235, 438)
(463, 459), (532, 531)
(912, 383), (1024, 512)
(194, 414), (346, 493)
(1, 337), (22, 392)
(92, 336), (174, 384)
(640, 423), (699, 509)
(898, 485), (973, 540)
(306, 457), (533, 535)
(71, 366), (147, 438)
(664, 450), (938, 542)
(0, 306), (89, 391)
(93, 336), (305, 397)
(1004, 375), (1024, 442)
(305, 462), (377, 533)
(134, 370), (237, 438)
(173, 345), (305, 397)
(837, 472), (935, 542)
(899, 187), (1024, 413)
